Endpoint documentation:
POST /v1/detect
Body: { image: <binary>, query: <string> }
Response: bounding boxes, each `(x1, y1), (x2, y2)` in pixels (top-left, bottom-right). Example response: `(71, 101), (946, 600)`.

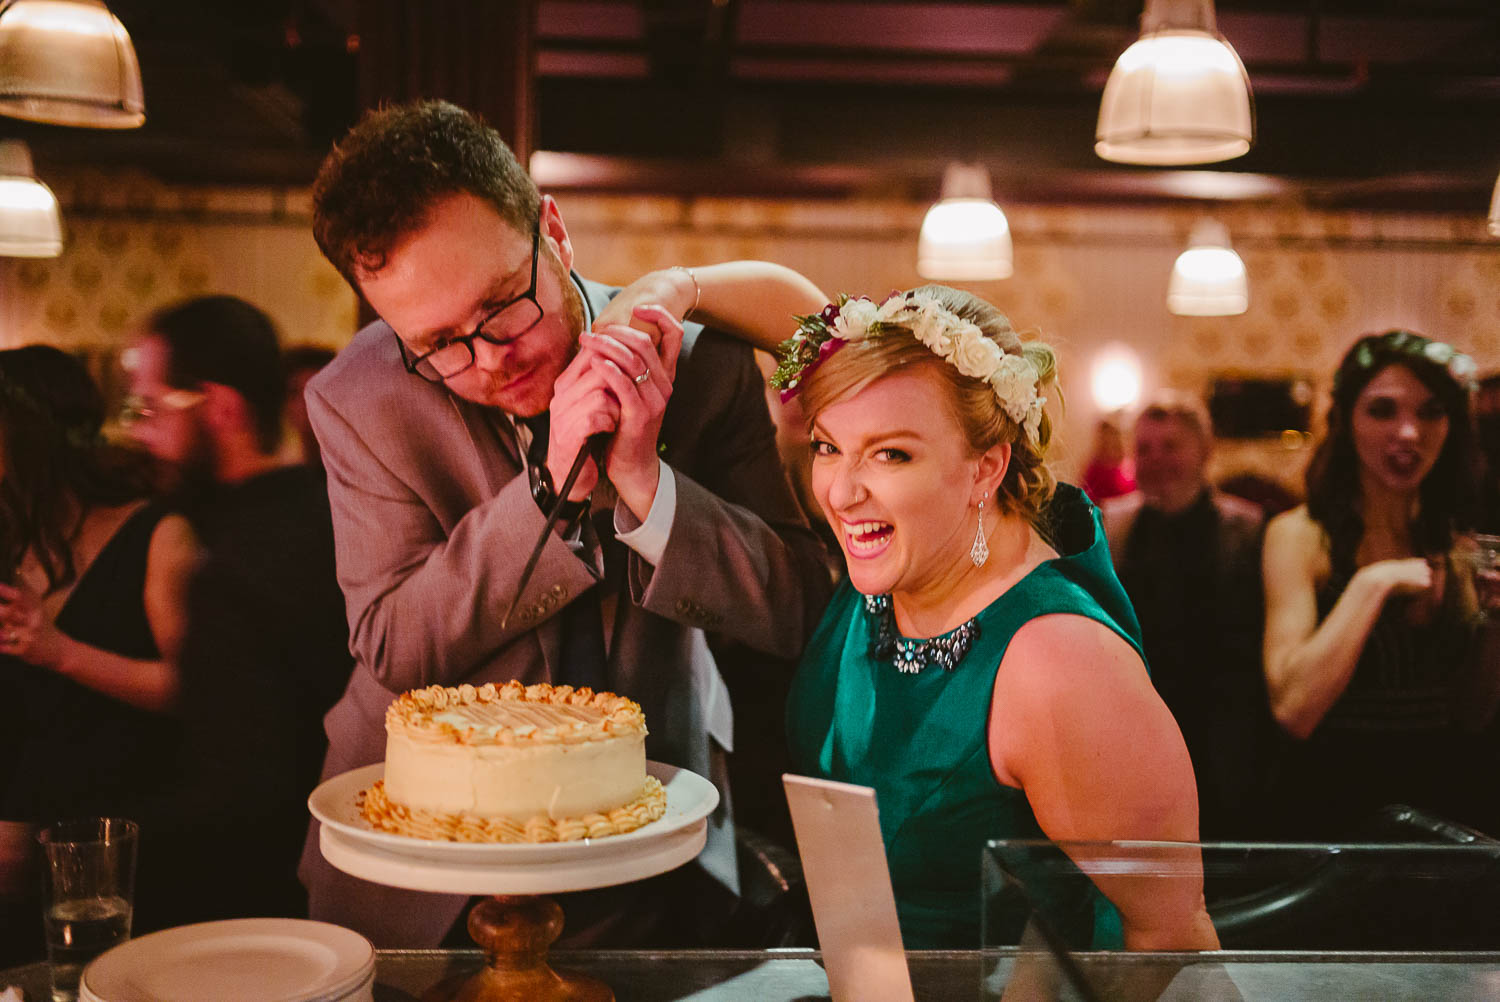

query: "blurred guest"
(1477, 371), (1500, 532)
(1101, 392), (1270, 837)
(1080, 414), (1136, 502)
(0, 346), (198, 962)
(779, 289), (1217, 951)
(124, 297), (353, 928)
(1262, 330), (1499, 838)
(282, 344), (337, 473)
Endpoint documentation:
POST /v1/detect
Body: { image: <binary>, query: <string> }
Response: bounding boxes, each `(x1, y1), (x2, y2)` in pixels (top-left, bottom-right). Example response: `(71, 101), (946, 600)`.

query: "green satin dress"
(787, 484), (1144, 948)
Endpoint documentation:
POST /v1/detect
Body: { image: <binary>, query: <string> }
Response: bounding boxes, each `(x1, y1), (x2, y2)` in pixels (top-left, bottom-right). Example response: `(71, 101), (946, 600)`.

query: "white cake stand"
(309, 760), (719, 1002)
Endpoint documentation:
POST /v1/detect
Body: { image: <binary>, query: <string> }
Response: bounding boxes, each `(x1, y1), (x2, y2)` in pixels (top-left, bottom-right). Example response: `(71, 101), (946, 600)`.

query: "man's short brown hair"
(312, 100), (542, 286)
(1136, 389), (1213, 444)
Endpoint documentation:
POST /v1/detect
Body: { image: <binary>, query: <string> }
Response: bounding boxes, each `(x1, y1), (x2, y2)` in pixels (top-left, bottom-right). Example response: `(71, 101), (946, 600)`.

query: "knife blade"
(500, 431), (610, 631)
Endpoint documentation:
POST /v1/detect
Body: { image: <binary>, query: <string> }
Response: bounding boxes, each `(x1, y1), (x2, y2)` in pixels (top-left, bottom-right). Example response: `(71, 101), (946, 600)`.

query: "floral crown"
(1334, 329), (1478, 400)
(770, 292), (1046, 444)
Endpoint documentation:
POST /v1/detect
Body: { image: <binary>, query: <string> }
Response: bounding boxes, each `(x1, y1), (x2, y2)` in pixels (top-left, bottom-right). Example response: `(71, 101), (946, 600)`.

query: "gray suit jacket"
(298, 276), (831, 946)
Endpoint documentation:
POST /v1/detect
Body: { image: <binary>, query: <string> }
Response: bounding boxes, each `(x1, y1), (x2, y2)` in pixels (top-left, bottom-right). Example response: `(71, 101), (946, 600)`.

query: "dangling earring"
(971, 493), (990, 568)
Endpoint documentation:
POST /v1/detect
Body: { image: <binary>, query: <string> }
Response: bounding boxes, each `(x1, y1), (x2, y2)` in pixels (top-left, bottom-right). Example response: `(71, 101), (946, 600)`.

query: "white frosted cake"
(359, 681), (667, 842)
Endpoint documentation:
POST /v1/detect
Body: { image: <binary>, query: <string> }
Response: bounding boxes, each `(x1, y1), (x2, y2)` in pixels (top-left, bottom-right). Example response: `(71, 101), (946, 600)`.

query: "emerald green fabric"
(787, 484), (1144, 948)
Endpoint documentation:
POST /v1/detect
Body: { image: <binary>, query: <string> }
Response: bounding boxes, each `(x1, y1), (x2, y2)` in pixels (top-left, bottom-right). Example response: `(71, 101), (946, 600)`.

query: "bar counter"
(7, 948), (1500, 1000)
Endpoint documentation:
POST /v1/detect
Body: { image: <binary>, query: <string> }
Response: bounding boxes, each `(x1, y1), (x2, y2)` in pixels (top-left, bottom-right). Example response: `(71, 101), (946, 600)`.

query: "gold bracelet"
(671, 265), (701, 321)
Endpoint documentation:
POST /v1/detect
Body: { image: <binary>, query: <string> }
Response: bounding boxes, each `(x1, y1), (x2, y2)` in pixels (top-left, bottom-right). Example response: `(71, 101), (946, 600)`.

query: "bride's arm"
(990, 613), (1221, 952)
(595, 262), (827, 352)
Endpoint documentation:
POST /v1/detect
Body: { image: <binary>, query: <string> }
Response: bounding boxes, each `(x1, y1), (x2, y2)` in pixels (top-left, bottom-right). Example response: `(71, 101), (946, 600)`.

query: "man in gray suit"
(297, 100), (831, 946)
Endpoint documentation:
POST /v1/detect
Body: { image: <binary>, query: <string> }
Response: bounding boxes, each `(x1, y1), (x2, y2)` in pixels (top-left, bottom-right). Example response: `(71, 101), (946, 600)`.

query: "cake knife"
(500, 431), (609, 631)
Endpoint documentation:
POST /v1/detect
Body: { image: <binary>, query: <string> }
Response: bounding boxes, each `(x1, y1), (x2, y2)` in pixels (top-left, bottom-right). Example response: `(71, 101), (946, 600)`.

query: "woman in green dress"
(772, 286), (1219, 951)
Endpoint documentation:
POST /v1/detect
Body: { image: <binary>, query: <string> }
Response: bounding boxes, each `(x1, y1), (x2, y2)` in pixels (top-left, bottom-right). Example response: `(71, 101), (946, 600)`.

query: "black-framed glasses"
(396, 221), (544, 383)
(118, 388), (206, 425)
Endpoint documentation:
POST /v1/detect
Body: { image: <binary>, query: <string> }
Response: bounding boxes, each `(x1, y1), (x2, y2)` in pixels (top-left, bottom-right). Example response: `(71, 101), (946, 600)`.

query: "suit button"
(550, 584), (566, 598)
(676, 598), (691, 614)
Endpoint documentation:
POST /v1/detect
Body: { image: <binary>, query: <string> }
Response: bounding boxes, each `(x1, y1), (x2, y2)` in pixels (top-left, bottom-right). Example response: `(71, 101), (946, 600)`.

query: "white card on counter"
(783, 774), (915, 1002)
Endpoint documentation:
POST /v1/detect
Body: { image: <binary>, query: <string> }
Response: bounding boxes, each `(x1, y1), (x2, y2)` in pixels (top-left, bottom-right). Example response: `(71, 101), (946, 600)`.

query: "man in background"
(124, 295), (353, 927)
(1102, 391), (1270, 837)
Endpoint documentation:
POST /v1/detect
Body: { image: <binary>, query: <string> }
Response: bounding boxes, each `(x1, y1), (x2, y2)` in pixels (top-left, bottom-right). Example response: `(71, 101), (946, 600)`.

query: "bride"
(597, 269), (1219, 951)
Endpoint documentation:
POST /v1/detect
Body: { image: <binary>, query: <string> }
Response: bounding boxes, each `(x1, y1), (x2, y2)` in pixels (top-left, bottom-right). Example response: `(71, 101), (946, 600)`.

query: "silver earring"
(971, 494), (990, 568)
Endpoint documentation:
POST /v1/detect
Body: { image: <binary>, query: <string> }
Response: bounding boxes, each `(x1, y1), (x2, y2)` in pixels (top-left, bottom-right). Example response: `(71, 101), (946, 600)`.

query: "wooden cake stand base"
(422, 895), (612, 1002)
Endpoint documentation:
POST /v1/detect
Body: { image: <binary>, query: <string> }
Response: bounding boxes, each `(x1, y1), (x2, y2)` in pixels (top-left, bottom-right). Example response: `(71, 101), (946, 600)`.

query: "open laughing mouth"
(1384, 450), (1423, 479)
(843, 520), (894, 556)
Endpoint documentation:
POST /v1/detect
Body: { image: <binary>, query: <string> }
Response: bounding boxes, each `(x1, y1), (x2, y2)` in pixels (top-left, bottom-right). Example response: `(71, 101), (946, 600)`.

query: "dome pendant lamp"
(0, 0), (145, 128)
(1096, 0), (1253, 165)
(917, 162), (1013, 281)
(1167, 219), (1247, 316)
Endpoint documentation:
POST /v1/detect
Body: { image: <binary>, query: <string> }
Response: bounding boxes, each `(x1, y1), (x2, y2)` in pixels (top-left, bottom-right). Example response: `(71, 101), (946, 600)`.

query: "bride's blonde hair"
(798, 284), (1059, 531)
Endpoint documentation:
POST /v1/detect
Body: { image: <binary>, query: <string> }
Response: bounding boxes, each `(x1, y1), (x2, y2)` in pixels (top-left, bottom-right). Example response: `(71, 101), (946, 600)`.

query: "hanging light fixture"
(1488, 170), (1499, 238)
(0, 0), (144, 128)
(917, 162), (1013, 281)
(0, 139), (62, 257)
(1167, 219), (1246, 316)
(1095, 0), (1253, 166)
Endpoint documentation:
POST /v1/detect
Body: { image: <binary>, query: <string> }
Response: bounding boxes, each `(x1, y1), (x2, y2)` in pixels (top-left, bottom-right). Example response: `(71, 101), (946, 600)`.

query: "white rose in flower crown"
(950, 329), (1004, 380)
(1449, 352), (1477, 383)
(1023, 399), (1045, 443)
(876, 295), (909, 323)
(907, 298), (956, 354)
(833, 298), (879, 341)
(989, 353), (1039, 423)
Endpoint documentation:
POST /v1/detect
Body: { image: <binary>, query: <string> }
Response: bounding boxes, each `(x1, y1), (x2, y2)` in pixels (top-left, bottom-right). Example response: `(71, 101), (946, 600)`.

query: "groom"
(297, 100), (831, 946)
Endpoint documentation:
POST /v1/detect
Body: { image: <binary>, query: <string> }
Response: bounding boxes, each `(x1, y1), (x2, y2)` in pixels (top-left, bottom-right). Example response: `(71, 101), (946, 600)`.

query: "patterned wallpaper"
(2, 167), (1496, 492)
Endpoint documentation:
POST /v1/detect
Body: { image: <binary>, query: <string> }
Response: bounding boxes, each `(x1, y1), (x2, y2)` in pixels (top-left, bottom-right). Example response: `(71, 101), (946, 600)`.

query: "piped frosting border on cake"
(359, 775), (667, 843)
(385, 680), (647, 746)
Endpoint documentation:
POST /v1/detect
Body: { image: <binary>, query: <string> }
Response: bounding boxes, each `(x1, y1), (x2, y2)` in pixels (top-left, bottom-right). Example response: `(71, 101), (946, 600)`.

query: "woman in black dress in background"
(0, 346), (199, 960)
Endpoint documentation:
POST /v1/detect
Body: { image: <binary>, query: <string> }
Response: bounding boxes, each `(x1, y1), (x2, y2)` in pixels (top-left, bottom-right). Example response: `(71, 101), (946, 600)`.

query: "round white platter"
(309, 761), (718, 895)
(81, 917), (374, 1002)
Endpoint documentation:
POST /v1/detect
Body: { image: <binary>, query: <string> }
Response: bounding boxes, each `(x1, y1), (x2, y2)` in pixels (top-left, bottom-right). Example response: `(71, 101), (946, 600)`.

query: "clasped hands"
(0, 577), (62, 669)
(547, 281), (693, 523)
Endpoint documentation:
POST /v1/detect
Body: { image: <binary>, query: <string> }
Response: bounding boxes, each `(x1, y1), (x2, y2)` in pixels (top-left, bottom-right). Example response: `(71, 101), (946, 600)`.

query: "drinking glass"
(37, 818), (137, 1002)
(1462, 533), (1500, 621)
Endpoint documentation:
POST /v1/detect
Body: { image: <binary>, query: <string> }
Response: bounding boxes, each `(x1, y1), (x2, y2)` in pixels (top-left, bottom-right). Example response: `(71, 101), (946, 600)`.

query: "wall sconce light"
(1095, 0), (1253, 165)
(0, 139), (62, 257)
(1091, 342), (1144, 412)
(917, 162), (1013, 281)
(1168, 218), (1247, 316)
(0, 0), (145, 128)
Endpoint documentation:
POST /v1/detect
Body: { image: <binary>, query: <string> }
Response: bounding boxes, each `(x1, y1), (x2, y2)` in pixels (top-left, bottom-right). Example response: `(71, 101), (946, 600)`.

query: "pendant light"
(1096, 0), (1253, 166)
(1167, 219), (1246, 316)
(917, 162), (1013, 281)
(0, 0), (145, 128)
(0, 139), (62, 256)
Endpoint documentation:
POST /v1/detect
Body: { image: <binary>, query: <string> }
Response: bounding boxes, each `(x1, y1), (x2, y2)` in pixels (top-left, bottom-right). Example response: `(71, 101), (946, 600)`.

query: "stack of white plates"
(80, 918), (375, 1002)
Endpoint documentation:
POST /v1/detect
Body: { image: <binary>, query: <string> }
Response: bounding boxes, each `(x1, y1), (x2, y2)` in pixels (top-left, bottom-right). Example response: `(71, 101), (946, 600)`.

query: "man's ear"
(974, 440), (1012, 504)
(200, 383), (246, 436)
(539, 194), (574, 274)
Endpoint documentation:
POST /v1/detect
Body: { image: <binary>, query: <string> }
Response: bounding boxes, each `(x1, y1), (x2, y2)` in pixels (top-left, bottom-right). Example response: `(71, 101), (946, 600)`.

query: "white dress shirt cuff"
(614, 459), (675, 566)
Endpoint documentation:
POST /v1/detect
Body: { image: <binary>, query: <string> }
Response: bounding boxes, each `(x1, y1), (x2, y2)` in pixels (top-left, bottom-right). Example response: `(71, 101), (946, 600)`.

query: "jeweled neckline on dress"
(863, 593), (980, 674)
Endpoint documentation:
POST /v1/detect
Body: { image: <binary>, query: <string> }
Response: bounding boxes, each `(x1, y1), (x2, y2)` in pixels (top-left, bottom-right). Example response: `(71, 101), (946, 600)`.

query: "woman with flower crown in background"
(1262, 330), (1500, 840)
